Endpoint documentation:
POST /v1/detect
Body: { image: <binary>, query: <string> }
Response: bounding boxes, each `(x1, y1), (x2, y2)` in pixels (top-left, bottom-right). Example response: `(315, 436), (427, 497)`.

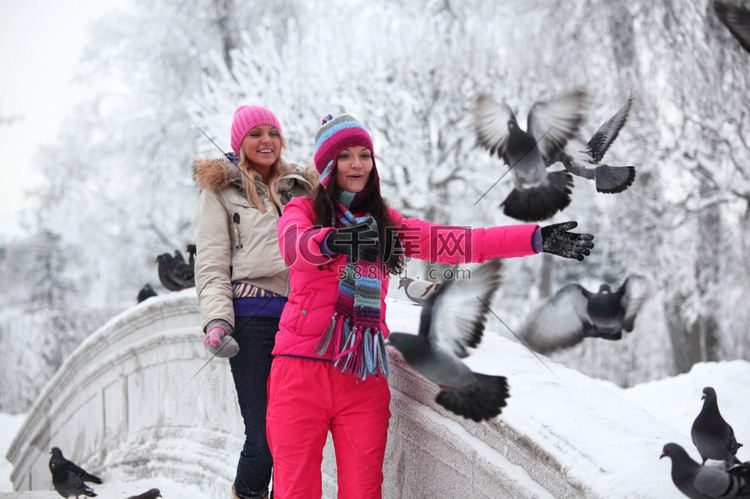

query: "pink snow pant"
(266, 356), (391, 499)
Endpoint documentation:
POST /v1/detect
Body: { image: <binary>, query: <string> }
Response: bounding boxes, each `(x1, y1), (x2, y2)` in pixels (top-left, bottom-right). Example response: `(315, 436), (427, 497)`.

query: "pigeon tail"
(501, 171), (573, 222)
(594, 164), (636, 193)
(435, 374), (509, 422)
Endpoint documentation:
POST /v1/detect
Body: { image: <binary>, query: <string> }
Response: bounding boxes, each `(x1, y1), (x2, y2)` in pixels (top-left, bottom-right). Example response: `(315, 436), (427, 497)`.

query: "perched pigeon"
(169, 248), (195, 288)
(553, 95), (636, 194)
(715, 0), (750, 54)
(691, 387), (743, 467)
(398, 277), (442, 306)
(386, 260), (509, 422)
(49, 447), (101, 498)
(660, 442), (750, 499)
(137, 283), (158, 303)
(126, 488), (162, 499)
(520, 274), (650, 353)
(157, 253), (185, 291)
(474, 91), (588, 222)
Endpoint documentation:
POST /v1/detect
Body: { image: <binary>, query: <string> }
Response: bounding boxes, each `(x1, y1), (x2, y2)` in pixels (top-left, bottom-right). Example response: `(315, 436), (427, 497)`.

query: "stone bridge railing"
(6, 290), (682, 498)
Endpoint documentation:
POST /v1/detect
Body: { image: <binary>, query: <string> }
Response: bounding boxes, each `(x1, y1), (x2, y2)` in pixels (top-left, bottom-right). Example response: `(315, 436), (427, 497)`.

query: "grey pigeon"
(137, 283), (158, 303)
(398, 277), (442, 306)
(553, 95), (636, 194)
(386, 260), (509, 422)
(520, 274), (650, 353)
(692, 387), (743, 467)
(49, 447), (100, 498)
(715, 1), (750, 54)
(661, 442), (750, 498)
(126, 488), (162, 499)
(474, 91), (588, 222)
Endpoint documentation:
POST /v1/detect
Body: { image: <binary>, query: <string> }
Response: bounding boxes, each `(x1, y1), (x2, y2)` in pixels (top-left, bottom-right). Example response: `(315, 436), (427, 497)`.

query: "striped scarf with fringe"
(314, 190), (390, 379)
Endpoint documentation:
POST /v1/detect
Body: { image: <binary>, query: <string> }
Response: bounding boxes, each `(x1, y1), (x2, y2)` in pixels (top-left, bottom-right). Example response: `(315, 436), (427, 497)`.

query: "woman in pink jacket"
(266, 114), (594, 498)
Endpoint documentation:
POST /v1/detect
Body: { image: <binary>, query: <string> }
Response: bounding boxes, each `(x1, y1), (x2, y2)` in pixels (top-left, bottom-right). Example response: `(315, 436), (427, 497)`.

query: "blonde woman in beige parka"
(193, 105), (316, 499)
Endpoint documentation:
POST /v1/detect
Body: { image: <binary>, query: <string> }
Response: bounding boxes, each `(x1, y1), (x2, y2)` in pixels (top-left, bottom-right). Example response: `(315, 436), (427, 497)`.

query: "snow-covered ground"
(0, 414), (25, 492)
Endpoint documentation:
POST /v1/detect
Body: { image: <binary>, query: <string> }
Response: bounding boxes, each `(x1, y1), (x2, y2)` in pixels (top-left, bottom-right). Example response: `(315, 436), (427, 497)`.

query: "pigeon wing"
(520, 283), (591, 353)
(474, 96), (513, 160)
(693, 465), (748, 498)
(428, 260), (503, 358)
(619, 274), (650, 332)
(715, 0), (750, 54)
(587, 95), (633, 163)
(527, 91), (588, 162)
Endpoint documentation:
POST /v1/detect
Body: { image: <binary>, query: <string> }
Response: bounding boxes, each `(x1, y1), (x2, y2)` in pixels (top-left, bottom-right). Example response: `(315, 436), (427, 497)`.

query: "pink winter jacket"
(273, 196), (539, 361)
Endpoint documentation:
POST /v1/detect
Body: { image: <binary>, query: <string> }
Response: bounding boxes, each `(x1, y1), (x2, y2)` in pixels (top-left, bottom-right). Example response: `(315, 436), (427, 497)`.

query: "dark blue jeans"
(229, 316), (278, 498)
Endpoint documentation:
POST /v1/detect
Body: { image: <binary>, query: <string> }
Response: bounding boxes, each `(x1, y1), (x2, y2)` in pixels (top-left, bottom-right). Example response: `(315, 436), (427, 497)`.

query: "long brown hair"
(312, 167), (405, 274)
(236, 134), (289, 213)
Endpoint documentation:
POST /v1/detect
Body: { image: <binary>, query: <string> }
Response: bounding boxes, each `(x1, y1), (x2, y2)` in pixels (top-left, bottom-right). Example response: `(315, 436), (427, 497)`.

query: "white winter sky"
(0, 0), (123, 218)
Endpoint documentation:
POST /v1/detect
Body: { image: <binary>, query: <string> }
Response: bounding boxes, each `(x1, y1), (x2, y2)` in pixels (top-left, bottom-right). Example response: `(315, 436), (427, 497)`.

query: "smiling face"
(242, 125), (281, 171)
(335, 146), (373, 193)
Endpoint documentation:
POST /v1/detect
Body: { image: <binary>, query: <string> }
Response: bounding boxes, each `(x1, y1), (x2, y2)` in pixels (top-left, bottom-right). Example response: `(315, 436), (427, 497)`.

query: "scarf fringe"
(328, 318), (390, 380)
(314, 312), (339, 356)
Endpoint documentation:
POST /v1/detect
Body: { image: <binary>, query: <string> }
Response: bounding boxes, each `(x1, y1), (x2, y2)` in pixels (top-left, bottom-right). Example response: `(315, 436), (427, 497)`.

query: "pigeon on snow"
(169, 248), (196, 289)
(398, 277), (442, 306)
(474, 91), (588, 222)
(661, 442), (750, 499)
(157, 253), (185, 291)
(126, 488), (162, 499)
(49, 447), (101, 498)
(519, 274), (650, 354)
(552, 95), (636, 194)
(691, 387), (743, 467)
(386, 260), (509, 422)
(715, 0), (750, 54)
(137, 283), (158, 303)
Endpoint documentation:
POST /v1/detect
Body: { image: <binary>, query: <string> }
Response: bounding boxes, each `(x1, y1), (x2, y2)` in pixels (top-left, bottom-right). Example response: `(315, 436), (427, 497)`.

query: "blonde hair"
(236, 134), (288, 213)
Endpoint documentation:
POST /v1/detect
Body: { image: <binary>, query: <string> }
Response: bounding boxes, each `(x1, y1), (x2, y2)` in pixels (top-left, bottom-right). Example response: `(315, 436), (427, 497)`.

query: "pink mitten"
(204, 325), (226, 350)
(203, 320), (239, 358)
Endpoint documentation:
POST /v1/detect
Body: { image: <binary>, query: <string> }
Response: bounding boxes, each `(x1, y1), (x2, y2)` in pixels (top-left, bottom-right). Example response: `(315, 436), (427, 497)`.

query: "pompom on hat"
(313, 114), (375, 187)
(230, 105), (282, 154)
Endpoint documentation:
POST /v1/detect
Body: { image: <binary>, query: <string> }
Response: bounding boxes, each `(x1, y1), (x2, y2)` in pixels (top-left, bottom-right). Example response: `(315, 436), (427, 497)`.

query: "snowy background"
(2, 0), (750, 495)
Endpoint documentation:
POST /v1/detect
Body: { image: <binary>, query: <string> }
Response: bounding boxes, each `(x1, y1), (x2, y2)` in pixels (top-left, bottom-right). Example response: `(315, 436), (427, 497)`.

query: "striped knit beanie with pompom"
(313, 114), (376, 187)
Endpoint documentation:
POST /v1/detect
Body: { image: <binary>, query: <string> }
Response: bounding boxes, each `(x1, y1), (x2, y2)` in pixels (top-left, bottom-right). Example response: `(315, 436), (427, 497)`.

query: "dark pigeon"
(692, 387), (743, 467)
(661, 442), (750, 498)
(474, 91), (588, 222)
(553, 95), (636, 194)
(126, 488), (162, 499)
(386, 260), (509, 422)
(715, 1), (750, 54)
(520, 274), (650, 353)
(49, 447), (100, 498)
(169, 248), (195, 288)
(398, 277), (442, 306)
(157, 253), (184, 291)
(137, 283), (158, 303)
(729, 462), (750, 480)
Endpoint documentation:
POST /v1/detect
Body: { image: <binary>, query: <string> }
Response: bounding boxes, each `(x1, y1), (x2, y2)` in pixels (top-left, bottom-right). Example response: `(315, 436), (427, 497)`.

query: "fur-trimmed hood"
(193, 156), (319, 196)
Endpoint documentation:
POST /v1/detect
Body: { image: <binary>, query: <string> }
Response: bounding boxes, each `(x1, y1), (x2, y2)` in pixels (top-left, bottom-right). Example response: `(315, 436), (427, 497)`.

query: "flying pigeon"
(169, 248), (195, 288)
(661, 442), (750, 499)
(126, 488), (162, 499)
(691, 387), (743, 467)
(398, 277), (442, 306)
(552, 95), (636, 194)
(715, 1), (750, 54)
(519, 274), (650, 354)
(137, 283), (158, 303)
(474, 91), (588, 222)
(49, 447), (101, 498)
(386, 260), (509, 422)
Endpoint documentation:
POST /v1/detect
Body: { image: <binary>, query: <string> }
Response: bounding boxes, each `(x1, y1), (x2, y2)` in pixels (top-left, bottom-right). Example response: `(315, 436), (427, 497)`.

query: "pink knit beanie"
(230, 105), (282, 154)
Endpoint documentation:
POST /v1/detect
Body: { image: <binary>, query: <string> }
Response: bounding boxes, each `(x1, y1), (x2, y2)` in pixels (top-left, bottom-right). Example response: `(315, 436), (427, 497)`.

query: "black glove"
(541, 221), (594, 261)
(325, 222), (380, 262)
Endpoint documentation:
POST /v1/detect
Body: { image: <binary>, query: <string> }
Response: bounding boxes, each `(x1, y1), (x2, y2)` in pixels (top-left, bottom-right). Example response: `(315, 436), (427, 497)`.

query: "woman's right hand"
(325, 222), (380, 262)
(203, 319), (238, 357)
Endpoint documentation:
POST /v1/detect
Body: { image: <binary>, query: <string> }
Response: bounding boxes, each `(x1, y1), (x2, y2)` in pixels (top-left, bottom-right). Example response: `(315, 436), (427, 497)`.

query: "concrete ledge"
(7, 292), (683, 497)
